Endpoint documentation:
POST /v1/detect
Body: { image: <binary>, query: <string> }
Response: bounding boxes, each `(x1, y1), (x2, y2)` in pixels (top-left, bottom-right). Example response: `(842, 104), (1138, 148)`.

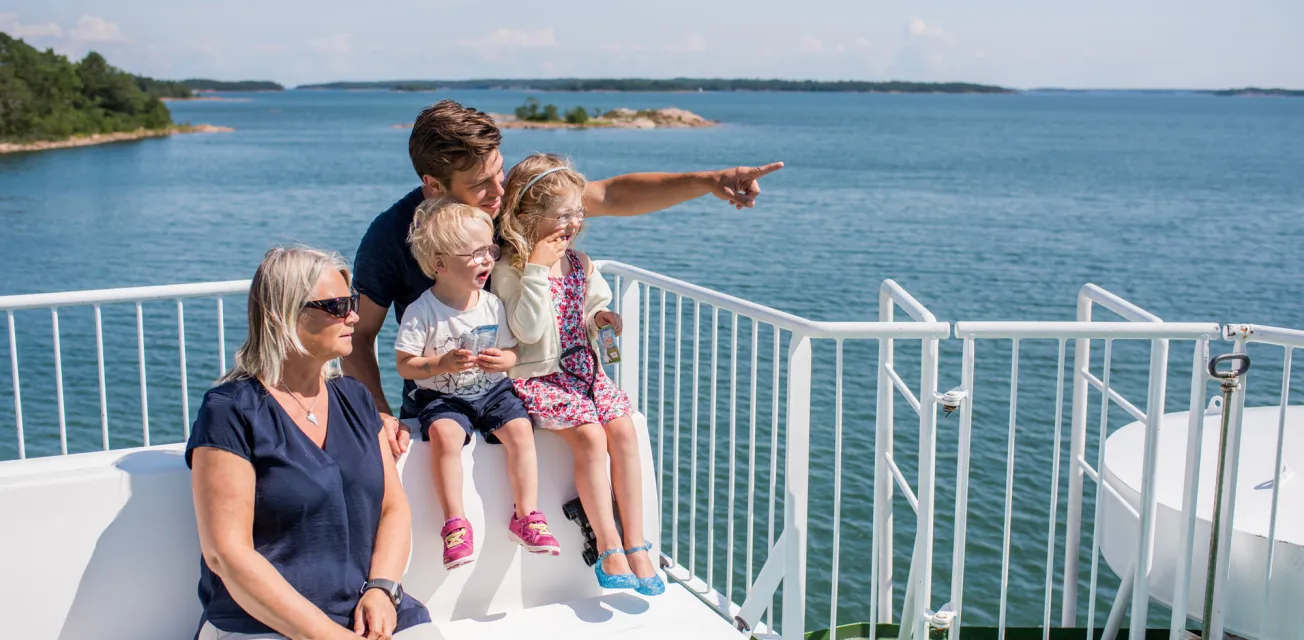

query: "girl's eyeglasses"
(304, 292), (360, 319)
(453, 245), (501, 266)
(539, 206), (586, 227)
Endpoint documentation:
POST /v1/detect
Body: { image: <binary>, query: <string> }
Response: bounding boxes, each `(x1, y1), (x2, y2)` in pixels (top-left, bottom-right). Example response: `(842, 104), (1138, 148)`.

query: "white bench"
(0, 413), (701, 640)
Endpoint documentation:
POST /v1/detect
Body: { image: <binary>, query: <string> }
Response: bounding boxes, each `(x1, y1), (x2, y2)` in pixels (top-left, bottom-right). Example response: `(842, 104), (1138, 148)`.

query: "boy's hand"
(528, 228), (569, 269)
(594, 310), (623, 336)
(476, 348), (513, 373)
(435, 348), (476, 374)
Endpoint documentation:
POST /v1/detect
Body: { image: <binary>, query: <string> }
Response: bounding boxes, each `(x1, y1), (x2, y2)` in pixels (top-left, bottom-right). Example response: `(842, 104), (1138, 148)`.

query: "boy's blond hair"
(407, 199), (494, 279)
(498, 153), (587, 270)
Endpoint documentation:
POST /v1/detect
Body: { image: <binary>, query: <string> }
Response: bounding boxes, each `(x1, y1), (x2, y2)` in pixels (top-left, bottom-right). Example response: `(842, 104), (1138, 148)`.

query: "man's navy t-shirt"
(184, 375), (431, 636)
(353, 187), (436, 418)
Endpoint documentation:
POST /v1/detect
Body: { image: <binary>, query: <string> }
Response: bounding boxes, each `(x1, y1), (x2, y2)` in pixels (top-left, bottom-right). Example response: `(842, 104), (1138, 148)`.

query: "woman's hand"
(352, 589), (397, 640)
(379, 413), (410, 460)
(594, 310), (623, 336)
(528, 228), (569, 268)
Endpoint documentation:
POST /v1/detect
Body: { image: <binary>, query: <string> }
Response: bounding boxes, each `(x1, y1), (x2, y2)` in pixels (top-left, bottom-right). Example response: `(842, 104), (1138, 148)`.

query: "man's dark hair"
(408, 99), (502, 188)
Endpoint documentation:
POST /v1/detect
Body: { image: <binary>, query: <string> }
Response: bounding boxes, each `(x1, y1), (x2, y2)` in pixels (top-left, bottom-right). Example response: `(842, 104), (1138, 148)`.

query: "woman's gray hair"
(219, 246), (351, 386)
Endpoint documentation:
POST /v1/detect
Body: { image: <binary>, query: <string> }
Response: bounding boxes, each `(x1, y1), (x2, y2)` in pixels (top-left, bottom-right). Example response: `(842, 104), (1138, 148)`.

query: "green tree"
(564, 106), (589, 124)
(0, 32), (176, 142)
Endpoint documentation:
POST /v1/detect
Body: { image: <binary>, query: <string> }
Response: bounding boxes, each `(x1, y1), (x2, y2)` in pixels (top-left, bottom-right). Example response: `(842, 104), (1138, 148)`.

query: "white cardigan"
(490, 252), (613, 379)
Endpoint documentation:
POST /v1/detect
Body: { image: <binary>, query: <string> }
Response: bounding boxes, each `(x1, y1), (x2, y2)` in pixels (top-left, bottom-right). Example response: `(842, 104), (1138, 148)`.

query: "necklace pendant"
(306, 411), (319, 425)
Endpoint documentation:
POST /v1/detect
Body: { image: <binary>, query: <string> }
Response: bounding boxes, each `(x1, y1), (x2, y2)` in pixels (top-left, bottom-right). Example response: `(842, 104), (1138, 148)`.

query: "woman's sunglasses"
(304, 292), (360, 319)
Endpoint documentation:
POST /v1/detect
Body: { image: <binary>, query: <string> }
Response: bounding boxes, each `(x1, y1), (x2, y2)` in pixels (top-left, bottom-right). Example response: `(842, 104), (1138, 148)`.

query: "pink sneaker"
(441, 517), (474, 569)
(509, 511), (561, 556)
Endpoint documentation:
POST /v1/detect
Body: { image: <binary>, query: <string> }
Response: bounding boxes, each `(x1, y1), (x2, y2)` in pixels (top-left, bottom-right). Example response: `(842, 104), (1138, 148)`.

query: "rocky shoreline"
(393, 107), (717, 131)
(498, 107), (717, 129)
(0, 124), (235, 155)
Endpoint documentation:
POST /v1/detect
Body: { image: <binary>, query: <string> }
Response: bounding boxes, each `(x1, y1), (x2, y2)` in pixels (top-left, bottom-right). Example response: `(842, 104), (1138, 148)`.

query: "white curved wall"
(0, 413), (657, 640)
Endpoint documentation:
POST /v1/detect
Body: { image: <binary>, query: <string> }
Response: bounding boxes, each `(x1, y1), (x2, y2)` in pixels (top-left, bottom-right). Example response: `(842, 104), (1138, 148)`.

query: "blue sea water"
(1, 89), (1302, 631)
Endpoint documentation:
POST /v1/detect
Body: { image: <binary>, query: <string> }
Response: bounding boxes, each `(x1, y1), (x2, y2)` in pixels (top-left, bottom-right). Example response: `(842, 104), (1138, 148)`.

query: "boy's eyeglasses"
(453, 245), (501, 266)
(304, 292), (360, 319)
(539, 206), (586, 227)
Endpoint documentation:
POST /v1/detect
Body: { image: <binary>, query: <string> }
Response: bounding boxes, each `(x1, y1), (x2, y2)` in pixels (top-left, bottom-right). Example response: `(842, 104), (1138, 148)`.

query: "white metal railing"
(950, 284), (1223, 640)
(1, 280), (250, 459)
(599, 262), (949, 640)
(1216, 323), (1301, 640)
(7, 271), (1298, 640)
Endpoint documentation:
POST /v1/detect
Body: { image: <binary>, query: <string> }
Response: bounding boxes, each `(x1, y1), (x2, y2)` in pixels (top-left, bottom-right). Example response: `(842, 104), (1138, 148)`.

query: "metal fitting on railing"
(924, 602), (955, 637)
(1202, 352), (1251, 640)
(935, 388), (967, 417)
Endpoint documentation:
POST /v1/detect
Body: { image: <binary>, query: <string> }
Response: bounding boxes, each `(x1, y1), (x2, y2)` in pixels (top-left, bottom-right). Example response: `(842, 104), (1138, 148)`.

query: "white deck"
(439, 586), (741, 639)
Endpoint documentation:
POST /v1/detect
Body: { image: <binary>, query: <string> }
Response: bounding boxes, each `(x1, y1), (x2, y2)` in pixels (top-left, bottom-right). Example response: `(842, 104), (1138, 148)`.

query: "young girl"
(491, 154), (664, 596)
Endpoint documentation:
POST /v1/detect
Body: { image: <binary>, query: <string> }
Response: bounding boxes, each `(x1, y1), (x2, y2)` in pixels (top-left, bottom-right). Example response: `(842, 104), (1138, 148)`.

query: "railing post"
(1128, 338), (1169, 640)
(950, 337), (976, 640)
(782, 334), (812, 639)
(618, 279), (641, 411)
(1169, 338), (1209, 640)
(1062, 295), (1093, 626)
(873, 292), (896, 626)
(905, 333), (941, 640)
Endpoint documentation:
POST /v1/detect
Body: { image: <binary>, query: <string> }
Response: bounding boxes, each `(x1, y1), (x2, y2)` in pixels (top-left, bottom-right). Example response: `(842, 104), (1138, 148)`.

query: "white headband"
(511, 166), (570, 214)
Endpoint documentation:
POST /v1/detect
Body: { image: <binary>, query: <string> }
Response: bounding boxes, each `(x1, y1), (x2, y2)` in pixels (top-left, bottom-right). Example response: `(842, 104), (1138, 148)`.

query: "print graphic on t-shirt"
(431, 334), (495, 397)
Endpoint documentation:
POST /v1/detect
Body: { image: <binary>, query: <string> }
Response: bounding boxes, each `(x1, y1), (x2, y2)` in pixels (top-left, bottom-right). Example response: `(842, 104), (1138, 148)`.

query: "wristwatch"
(360, 578), (404, 607)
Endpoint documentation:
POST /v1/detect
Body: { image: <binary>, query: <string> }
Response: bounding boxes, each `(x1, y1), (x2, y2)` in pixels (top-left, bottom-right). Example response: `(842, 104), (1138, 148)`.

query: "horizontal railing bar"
(1079, 369), (1148, 423)
(1076, 458), (1140, 520)
(599, 261), (950, 340)
(955, 322), (1220, 340)
(1080, 284), (1163, 323)
(884, 453), (920, 513)
(1102, 476), (1141, 521)
(1224, 323), (1304, 349)
(1078, 456), (1100, 483)
(0, 280), (251, 311)
(884, 364), (922, 416)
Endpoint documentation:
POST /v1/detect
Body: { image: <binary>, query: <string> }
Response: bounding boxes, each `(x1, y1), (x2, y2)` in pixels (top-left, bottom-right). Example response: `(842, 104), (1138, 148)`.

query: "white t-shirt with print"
(394, 289), (518, 399)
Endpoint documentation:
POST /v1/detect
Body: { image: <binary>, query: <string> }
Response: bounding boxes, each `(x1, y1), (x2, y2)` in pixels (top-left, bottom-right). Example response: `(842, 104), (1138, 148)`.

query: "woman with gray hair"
(185, 246), (440, 640)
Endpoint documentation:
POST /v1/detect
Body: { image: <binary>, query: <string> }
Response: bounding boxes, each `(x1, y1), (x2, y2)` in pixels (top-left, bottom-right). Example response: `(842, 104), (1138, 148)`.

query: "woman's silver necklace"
(282, 380), (323, 425)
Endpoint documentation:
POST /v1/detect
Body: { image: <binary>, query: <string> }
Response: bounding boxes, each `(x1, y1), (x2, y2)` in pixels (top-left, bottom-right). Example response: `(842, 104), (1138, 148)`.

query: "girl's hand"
(594, 310), (622, 336)
(476, 348), (512, 373)
(528, 228), (568, 268)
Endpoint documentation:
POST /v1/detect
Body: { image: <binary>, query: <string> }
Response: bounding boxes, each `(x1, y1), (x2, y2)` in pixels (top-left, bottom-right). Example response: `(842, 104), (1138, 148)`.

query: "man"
(345, 99), (783, 457)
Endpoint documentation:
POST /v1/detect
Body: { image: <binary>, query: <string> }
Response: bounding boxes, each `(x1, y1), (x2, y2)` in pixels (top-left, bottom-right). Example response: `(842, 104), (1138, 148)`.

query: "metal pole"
(1202, 353), (1250, 640)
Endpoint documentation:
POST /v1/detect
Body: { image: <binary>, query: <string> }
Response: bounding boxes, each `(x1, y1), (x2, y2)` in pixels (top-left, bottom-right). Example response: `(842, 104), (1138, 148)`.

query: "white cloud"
(798, 36), (824, 54)
(908, 17), (944, 39)
(0, 13), (63, 38)
(67, 15), (128, 43)
(310, 33), (354, 54)
(486, 27), (557, 48)
(665, 33), (706, 53)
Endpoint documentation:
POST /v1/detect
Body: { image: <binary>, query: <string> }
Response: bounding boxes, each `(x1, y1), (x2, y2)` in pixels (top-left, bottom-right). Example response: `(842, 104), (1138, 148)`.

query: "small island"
(1204, 87), (1304, 98)
(0, 32), (234, 154)
(394, 98), (718, 131)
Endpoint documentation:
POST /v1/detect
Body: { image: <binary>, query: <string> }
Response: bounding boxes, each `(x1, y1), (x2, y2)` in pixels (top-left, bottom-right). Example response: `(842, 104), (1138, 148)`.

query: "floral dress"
(512, 250), (632, 430)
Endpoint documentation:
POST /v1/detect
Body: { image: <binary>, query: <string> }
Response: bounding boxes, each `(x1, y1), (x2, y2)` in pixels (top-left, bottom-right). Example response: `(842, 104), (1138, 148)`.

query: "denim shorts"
(412, 378), (529, 446)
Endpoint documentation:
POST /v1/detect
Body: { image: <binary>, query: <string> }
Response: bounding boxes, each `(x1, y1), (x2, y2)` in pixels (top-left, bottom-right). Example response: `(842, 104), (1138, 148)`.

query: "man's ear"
(433, 256), (445, 272)
(423, 174), (447, 197)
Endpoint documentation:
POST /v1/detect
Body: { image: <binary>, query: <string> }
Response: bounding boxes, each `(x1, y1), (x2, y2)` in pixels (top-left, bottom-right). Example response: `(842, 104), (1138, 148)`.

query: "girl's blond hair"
(498, 153), (587, 270)
(408, 199), (495, 279)
(220, 246), (351, 387)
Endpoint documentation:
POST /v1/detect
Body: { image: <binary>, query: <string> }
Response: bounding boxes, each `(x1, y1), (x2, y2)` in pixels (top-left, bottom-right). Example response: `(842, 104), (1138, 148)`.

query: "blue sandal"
(624, 541), (666, 596)
(595, 547), (639, 590)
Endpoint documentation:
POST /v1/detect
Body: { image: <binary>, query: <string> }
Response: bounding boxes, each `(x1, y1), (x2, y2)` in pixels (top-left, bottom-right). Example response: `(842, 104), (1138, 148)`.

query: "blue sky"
(3, 1), (1301, 89)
